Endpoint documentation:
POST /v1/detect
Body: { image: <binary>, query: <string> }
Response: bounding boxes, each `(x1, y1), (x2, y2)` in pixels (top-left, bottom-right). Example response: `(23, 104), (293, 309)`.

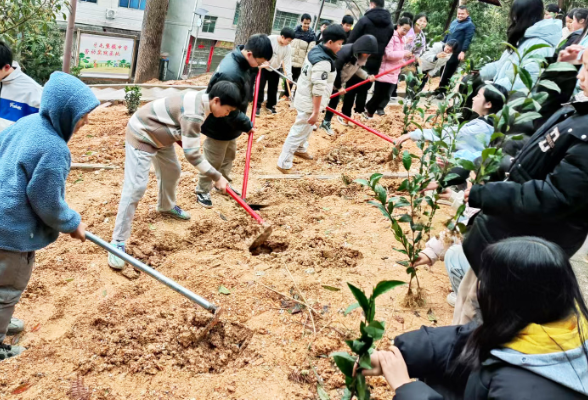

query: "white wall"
(72, 0), (145, 32)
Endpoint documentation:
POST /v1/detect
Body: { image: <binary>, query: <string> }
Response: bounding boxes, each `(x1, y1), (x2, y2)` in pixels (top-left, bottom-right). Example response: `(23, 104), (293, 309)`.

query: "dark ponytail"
(506, 0), (544, 49)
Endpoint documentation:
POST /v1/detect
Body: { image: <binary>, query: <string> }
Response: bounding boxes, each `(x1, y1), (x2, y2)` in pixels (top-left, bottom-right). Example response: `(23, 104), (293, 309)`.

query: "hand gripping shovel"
(226, 187), (273, 252)
(86, 232), (222, 340)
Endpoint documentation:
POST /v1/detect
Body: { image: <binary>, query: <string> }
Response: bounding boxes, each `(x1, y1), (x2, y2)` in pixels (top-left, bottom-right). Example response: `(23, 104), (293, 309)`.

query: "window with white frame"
(325, 0), (337, 3)
(273, 11), (299, 32)
(233, 2), (241, 26)
(119, 0), (146, 10)
(202, 16), (218, 33)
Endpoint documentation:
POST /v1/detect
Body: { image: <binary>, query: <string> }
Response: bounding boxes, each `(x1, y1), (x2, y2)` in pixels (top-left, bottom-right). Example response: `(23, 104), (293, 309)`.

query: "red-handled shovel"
(226, 186), (273, 252)
(242, 69), (262, 200)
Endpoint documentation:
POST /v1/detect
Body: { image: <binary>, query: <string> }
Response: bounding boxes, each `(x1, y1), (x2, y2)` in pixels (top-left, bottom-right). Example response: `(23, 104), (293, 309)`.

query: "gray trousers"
(0, 250), (34, 343)
(196, 137), (237, 194)
(112, 142), (181, 242)
(277, 110), (312, 170)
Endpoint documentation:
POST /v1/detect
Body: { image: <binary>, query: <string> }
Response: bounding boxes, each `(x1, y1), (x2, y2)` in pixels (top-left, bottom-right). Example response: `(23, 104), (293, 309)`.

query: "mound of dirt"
(286, 236), (363, 269)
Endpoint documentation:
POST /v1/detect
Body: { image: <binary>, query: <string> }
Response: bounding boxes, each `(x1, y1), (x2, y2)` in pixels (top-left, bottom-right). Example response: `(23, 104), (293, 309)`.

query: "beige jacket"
(291, 39), (317, 68)
(293, 46), (337, 114)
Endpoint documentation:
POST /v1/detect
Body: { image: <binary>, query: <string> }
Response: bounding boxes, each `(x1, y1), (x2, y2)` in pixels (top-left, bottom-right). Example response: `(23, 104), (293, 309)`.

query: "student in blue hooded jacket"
(0, 72), (98, 361)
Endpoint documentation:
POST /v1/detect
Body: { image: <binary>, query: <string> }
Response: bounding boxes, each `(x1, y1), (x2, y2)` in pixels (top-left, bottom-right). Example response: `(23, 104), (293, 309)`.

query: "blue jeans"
(444, 244), (471, 293)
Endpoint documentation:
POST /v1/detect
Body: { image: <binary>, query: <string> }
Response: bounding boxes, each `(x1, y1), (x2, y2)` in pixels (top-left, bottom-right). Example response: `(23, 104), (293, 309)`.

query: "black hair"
(400, 11), (414, 21)
(342, 15), (354, 25)
(459, 237), (588, 369)
(321, 20), (332, 27)
(281, 27), (295, 39)
(321, 24), (347, 43)
(397, 17), (412, 29)
(573, 8), (588, 24)
(208, 81), (241, 108)
(506, 0), (544, 49)
(371, 0), (385, 8)
(546, 3), (562, 14)
(0, 41), (13, 69)
(301, 13), (312, 22)
(568, 8), (577, 18)
(458, 5), (469, 12)
(244, 34), (273, 61)
(414, 12), (428, 23)
(446, 39), (459, 53)
(481, 83), (508, 114)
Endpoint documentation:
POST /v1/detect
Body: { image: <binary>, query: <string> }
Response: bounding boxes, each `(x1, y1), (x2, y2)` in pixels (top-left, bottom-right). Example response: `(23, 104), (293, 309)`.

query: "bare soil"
(0, 95), (456, 400)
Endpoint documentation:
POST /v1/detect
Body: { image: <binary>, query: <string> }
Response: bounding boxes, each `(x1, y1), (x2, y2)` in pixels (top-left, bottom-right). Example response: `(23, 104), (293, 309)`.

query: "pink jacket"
(377, 30), (406, 84)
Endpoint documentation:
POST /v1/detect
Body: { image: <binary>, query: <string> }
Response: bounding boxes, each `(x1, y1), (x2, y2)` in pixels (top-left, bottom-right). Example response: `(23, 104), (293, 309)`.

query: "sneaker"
(362, 111), (374, 120)
(6, 318), (24, 336)
(255, 108), (261, 117)
(108, 241), (126, 270)
(197, 192), (213, 208)
(447, 292), (457, 308)
(335, 115), (349, 127)
(159, 205), (191, 220)
(269, 107), (278, 114)
(0, 343), (25, 361)
(294, 151), (314, 160)
(312, 125), (317, 131)
(277, 166), (300, 174)
(375, 109), (385, 116)
(320, 121), (334, 136)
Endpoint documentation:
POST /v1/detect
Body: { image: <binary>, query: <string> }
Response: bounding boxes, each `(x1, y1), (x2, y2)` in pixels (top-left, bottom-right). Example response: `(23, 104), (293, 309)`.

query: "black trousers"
(292, 67), (302, 83)
(257, 68), (280, 109)
(366, 81), (396, 115)
(342, 74), (370, 115)
(438, 44), (461, 93)
(324, 89), (340, 122)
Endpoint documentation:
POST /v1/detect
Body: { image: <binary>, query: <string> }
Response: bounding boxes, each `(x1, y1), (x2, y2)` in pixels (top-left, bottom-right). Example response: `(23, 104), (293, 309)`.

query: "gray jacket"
(420, 42), (451, 76)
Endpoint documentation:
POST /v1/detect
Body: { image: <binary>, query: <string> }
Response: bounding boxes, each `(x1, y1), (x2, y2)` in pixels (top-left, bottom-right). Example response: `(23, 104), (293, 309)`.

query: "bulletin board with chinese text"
(76, 32), (137, 79)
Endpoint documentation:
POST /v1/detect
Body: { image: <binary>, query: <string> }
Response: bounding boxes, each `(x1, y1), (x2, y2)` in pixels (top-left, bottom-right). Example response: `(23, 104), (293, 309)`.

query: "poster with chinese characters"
(77, 32), (136, 79)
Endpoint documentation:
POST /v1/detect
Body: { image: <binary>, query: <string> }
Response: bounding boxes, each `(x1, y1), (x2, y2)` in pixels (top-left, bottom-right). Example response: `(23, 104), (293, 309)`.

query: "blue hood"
(524, 18), (562, 47)
(39, 72), (99, 142)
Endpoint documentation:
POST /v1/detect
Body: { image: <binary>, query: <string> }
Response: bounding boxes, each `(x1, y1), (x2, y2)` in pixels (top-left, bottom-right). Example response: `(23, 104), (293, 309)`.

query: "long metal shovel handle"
(86, 232), (218, 314)
(267, 65), (296, 85)
(326, 107), (395, 144)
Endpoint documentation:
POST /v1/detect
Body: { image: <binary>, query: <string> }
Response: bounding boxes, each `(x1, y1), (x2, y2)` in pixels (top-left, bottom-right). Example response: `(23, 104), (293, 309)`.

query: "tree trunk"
(134, 0), (169, 83)
(234, 0), (276, 46)
(445, 0), (460, 31)
(394, 0), (406, 23)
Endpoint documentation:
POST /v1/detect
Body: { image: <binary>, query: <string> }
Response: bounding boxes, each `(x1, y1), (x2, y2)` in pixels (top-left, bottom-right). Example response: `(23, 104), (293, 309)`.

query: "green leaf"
(364, 320), (385, 341)
(518, 68), (533, 91)
(538, 79), (561, 93)
(484, 83), (506, 102)
(402, 150), (412, 171)
(547, 62), (579, 72)
(347, 283), (370, 316)
(398, 214), (412, 223)
(443, 173), (460, 183)
(218, 285), (231, 295)
(331, 352), (356, 377)
(514, 112), (542, 125)
(359, 352), (372, 370)
(481, 147), (497, 161)
(354, 178), (369, 187)
(374, 184), (387, 205)
(344, 302), (360, 316)
(490, 131), (505, 142)
(317, 384), (330, 400)
(372, 280), (406, 299)
(356, 374), (368, 400)
(398, 179), (409, 192)
(533, 92), (549, 105)
(522, 43), (551, 58)
(368, 201), (390, 219)
(322, 285), (341, 292)
(369, 173), (384, 187)
(346, 339), (368, 353)
(457, 159), (476, 171)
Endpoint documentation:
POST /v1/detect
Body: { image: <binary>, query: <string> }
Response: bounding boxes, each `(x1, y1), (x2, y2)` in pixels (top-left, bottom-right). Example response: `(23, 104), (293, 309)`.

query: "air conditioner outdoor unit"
(106, 9), (117, 19)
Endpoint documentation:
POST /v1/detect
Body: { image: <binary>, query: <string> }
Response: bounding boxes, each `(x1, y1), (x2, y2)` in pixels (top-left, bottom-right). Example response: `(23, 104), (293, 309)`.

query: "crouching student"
(195, 34), (273, 208)
(108, 82), (240, 270)
(277, 24), (347, 174)
(319, 34), (378, 135)
(394, 84), (507, 162)
(418, 39), (458, 92)
(0, 72), (97, 360)
(363, 237), (588, 400)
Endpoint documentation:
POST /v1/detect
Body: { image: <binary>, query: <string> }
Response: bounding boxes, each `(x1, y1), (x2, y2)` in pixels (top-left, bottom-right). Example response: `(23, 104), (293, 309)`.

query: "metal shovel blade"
(196, 307), (224, 341)
(249, 224), (273, 252)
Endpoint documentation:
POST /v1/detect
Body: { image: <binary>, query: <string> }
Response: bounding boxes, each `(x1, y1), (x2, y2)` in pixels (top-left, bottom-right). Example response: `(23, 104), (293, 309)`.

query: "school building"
(68, 0), (348, 81)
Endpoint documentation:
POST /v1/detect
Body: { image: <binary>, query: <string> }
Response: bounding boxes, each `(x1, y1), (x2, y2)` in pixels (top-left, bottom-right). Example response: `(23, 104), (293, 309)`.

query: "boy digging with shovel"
(108, 81), (241, 270)
(0, 72), (97, 360)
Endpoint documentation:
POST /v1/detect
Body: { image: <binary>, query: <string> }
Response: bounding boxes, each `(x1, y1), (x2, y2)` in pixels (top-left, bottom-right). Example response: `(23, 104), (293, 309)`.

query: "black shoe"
(197, 192), (213, 208)
(435, 93), (445, 100)
(255, 108), (261, 116)
(375, 109), (385, 116)
(269, 107), (278, 114)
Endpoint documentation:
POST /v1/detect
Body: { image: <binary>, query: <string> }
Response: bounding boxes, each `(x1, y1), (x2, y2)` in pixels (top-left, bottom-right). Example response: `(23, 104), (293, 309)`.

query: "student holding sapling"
(277, 25), (347, 174)
(0, 72), (98, 360)
(394, 84), (508, 163)
(362, 237), (588, 400)
(107, 81), (242, 270)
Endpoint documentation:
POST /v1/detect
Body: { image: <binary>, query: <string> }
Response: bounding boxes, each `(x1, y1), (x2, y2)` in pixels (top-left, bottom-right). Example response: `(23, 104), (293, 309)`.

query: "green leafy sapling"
(124, 85), (142, 115)
(332, 280), (405, 400)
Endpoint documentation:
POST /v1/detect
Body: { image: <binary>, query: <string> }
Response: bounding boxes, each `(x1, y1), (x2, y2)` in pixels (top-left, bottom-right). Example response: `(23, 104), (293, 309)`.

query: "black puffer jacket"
(202, 47), (254, 141)
(294, 25), (317, 43)
(463, 100), (588, 273)
(393, 324), (588, 400)
(333, 35), (378, 89)
(347, 8), (394, 75)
